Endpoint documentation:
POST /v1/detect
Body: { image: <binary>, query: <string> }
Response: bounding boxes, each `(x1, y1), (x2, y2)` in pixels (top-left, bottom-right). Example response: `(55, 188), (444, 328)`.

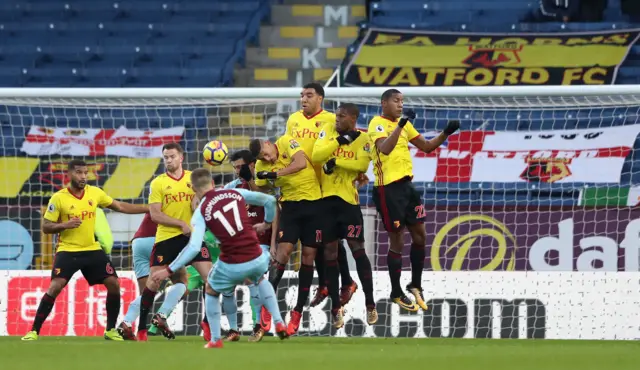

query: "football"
(202, 140), (229, 166)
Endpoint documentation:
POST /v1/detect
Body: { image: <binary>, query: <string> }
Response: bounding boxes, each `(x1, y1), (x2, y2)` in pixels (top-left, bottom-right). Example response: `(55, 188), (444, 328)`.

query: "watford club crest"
(88, 199), (93, 206)
(520, 158), (572, 183)
(462, 42), (523, 68)
(315, 121), (322, 128)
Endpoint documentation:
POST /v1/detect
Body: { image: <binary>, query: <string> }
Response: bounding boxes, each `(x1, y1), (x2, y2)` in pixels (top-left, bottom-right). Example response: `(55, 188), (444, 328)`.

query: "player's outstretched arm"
(107, 200), (149, 214)
(410, 120), (460, 154)
(167, 207), (208, 273)
(233, 188), (276, 223)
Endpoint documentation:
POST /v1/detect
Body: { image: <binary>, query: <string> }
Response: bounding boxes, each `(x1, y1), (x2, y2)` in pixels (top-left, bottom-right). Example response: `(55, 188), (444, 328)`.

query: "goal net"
(1, 86), (639, 340)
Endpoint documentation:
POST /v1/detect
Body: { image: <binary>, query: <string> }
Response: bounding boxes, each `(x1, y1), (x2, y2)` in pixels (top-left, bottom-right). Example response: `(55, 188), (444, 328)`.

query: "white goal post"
(1, 85), (640, 341)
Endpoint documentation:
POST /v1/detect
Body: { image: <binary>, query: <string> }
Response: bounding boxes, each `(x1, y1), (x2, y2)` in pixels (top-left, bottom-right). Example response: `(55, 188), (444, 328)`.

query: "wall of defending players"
(2, 269), (640, 340)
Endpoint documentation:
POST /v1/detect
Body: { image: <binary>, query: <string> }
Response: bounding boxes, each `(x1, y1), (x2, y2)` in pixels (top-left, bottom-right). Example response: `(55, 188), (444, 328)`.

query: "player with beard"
(133, 142), (213, 341)
(21, 159), (149, 341)
(368, 89), (459, 311)
(312, 103), (378, 327)
(223, 149), (278, 342)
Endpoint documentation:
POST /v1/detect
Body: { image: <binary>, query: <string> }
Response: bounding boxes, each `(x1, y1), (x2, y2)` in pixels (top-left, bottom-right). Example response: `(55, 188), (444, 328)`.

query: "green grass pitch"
(1, 336), (639, 370)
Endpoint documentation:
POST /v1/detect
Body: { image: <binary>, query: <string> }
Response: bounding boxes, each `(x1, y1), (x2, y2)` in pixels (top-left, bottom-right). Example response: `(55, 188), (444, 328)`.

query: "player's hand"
(269, 245), (277, 261)
(355, 172), (369, 188)
(180, 221), (191, 236)
(239, 164), (253, 182)
(443, 120), (460, 136)
(398, 109), (416, 128)
(253, 222), (271, 235)
(336, 130), (361, 145)
(257, 171), (278, 180)
(65, 217), (82, 229)
(323, 158), (337, 174)
(151, 268), (171, 284)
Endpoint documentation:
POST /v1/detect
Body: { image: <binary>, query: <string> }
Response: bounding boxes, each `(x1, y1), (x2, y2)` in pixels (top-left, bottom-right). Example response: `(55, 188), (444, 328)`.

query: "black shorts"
(51, 250), (117, 286)
(372, 178), (425, 232)
(150, 234), (210, 267)
(322, 196), (365, 244)
(279, 200), (325, 247)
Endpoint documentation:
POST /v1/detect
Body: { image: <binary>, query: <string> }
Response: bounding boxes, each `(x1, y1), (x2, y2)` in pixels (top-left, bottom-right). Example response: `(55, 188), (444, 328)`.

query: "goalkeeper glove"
(336, 130), (361, 145)
(323, 158), (337, 175)
(398, 109), (416, 128)
(443, 120), (460, 136)
(257, 171), (278, 180)
(239, 164), (253, 182)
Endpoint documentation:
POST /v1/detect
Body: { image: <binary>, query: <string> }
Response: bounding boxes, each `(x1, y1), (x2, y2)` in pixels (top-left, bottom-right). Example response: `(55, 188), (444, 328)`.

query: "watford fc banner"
(342, 28), (640, 86)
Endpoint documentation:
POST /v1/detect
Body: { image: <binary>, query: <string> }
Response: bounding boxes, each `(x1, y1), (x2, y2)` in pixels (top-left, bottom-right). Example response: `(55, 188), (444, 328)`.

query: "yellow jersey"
(149, 170), (195, 243)
(44, 185), (114, 253)
(286, 110), (336, 179)
(368, 115), (421, 187)
(255, 135), (321, 202)
(312, 123), (371, 205)
(286, 110), (336, 156)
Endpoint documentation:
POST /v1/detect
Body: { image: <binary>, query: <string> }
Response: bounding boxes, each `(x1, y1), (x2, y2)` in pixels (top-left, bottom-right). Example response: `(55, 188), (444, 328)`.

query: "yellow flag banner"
(0, 156), (161, 204)
(342, 28), (640, 86)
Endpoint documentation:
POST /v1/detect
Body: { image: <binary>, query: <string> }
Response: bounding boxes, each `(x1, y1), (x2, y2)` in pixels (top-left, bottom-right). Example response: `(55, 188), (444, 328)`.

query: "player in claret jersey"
(21, 159), (149, 341)
(135, 142), (213, 341)
(368, 89), (459, 311)
(284, 82), (357, 314)
(151, 169), (288, 348)
(312, 103), (378, 327)
(224, 150), (277, 342)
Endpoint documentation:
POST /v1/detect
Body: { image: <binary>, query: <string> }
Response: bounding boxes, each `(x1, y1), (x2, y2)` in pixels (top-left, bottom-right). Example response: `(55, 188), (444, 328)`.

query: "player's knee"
(324, 248), (338, 261)
(205, 285), (218, 297)
(408, 225), (427, 246)
(104, 277), (121, 295)
(388, 232), (404, 253)
(47, 278), (67, 297)
(348, 241), (364, 253)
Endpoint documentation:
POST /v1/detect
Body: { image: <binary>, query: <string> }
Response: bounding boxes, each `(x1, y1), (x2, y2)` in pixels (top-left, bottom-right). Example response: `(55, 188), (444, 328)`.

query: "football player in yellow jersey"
(249, 134), (323, 335)
(368, 89), (459, 312)
(21, 159), (149, 342)
(312, 103), (378, 327)
(134, 143), (213, 341)
(285, 82), (336, 167)
(285, 82), (356, 313)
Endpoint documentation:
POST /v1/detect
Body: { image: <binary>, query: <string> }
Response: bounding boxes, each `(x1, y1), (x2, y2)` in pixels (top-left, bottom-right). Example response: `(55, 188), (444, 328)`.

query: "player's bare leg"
(138, 265), (186, 340)
(287, 245), (317, 335)
(406, 223), (428, 310)
(388, 231), (419, 312)
(324, 240), (344, 329)
(103, 276), (124, 341)
(21, 278), (67, 341)
(337, 242), (357, 306)
(346, 240), (377, 324)
(118, 276), (148, 340)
